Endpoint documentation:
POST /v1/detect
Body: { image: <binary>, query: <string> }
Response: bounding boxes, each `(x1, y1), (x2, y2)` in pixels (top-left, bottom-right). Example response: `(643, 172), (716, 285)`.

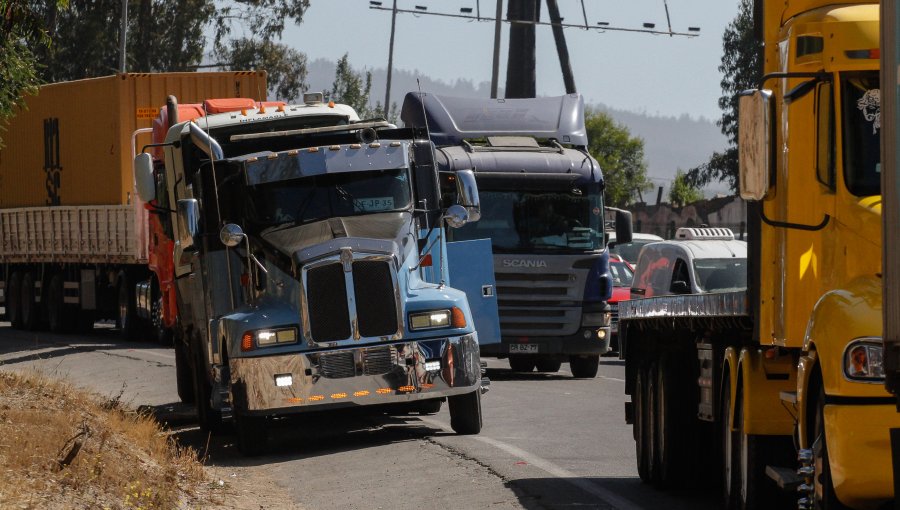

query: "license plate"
(509, 343), (538, 353)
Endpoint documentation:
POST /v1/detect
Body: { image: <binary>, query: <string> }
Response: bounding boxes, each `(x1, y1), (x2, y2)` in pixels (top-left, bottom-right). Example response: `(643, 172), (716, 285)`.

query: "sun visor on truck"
(400, 93), (588, 147)
(233, 142), (411, 186)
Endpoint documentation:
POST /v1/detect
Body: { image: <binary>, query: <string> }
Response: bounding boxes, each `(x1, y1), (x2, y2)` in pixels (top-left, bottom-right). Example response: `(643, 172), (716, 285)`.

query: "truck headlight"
(409, 307), (466, 330)
(582, 312), (612, 327)
(843, 339), (884, 381)
(241, 327), (298, 351)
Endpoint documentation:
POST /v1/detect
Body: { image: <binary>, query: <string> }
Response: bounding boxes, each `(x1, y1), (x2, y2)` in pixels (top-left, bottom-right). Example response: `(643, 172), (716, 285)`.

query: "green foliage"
(584, 107), (653, 208)
(686, 0), (761, 192)
(221, 39), (308, 101)
(0, 0), (67, 147)
(668, 169), (704, 207)
(328, 53), (392, 120)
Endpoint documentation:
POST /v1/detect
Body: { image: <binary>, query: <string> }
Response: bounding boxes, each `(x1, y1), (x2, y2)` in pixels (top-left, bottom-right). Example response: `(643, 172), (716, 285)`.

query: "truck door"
(447, 238), (501, 347)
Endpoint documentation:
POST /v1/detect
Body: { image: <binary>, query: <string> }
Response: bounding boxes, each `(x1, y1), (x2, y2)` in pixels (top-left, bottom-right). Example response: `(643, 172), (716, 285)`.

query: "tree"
(668, 169), (703, 207)
(0, 0), (66, 146)
(221, 39), (308, 101)
(685, 0), (761, 192)
(327, 53), (398, 121)
(584, 108), (653, 208)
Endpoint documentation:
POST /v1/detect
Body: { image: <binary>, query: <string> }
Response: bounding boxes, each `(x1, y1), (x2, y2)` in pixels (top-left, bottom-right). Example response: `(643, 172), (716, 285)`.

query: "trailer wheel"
(645, 361), (660, 484)
(174, 340), (195, 404)
(234, 413), (268, 456)
(508, 355), (535, 373)
(812, 385), (847, 510)
(448, 389), (482, 435)
(117, 274), (140, 341)
(570, 354), (599, 378)
(191, 338), (223, 433)
(7, 271), (22, 328)
(634, 362), (651, 482)
(20, 272), (38, 331)
(47, 274), (73, 333)
(736, 385), (791, 510)
(721, 373), (739, 509)
(655, 357), (675, 488)
(535, 358), (562, 373)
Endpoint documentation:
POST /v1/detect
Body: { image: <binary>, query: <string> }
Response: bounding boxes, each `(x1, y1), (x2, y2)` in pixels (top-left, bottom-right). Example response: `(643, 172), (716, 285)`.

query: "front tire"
(570, 354), (599, 378)
(175, 339), (195, 404)
(117, 273), (140, 341)
(449, 389), (482, 435)
(191, 338), (223, 433)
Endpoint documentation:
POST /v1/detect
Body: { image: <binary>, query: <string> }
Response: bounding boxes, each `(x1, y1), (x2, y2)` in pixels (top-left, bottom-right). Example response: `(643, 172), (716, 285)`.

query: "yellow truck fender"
(796, 351), (817, 448)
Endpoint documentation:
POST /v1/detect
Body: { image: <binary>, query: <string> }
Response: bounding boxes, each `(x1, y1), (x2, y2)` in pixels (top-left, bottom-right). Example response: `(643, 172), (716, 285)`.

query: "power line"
(367, 2), (700, 38)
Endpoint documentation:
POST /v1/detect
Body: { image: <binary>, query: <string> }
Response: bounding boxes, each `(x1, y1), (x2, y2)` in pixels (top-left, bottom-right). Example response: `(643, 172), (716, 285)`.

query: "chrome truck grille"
(317, 345), (396, 379)
(304, 256), (401, 343)
(493, 258), (591, 337)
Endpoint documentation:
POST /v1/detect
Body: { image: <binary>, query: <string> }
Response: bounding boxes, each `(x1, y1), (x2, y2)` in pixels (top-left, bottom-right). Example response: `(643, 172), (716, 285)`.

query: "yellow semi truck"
(618, 1), (898, 508)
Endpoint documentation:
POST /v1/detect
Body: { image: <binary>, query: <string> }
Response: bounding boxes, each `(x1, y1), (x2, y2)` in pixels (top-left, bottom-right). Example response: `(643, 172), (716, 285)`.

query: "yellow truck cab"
(738, 1), (898, 508)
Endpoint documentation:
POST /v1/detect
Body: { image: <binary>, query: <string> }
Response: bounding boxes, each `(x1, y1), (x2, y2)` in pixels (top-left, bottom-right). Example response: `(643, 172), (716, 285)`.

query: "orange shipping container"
(0, 72), (268, 209)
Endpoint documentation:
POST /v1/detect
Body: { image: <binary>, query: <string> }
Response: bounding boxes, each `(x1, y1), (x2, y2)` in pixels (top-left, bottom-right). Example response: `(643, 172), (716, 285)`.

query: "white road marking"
(418, 416), (643, 510)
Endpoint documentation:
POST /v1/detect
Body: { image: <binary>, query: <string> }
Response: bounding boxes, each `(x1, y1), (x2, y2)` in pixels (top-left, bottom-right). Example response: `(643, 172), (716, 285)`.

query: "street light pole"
(119, 0), (127, 73)
(490, 0), (502, 98)
(384, 0), (398, 116)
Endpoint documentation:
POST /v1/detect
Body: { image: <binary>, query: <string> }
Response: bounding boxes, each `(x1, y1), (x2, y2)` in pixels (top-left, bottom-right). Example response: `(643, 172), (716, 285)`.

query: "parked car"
(609, 232), (664, 269)
(607, 254), (633, 354)
(630, 227), (747, 299)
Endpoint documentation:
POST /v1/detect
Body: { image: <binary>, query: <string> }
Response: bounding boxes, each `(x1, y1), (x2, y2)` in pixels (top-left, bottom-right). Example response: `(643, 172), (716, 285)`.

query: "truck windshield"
(244, 168), (412, 230)
(841, 71), (881, 197)
(450, 188), (603, 252)
(694, 258), (747, 293)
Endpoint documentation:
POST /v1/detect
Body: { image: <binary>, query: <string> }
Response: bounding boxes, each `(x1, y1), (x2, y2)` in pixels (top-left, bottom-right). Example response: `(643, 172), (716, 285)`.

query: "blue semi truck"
(401, 93), (632, 378)
(132, 92), (500, 454)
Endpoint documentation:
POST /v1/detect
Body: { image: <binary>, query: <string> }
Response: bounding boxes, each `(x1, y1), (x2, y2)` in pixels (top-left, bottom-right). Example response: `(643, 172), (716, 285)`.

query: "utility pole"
(546, 0), (576, 93)
(384, 0), (398, 116)
(504, 0), (540, 98)
(490, 0), (503, 98)
(119, 0), (128, 73)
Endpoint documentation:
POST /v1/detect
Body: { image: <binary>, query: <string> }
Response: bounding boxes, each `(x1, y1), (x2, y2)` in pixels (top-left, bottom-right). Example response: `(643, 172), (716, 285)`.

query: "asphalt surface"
(0, 324), (717, 510)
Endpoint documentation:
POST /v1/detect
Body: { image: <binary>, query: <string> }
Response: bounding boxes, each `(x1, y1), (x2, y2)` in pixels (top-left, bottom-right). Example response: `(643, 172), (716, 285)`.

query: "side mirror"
(739, 89), (773, 201)
(454, 169), (481, 222)
(220, 223), (245, 247)
(615, 209), (633, 245)
(444, 204), (469, 229)
(176, 199), (200, 252)
(133, 153), (156, 203)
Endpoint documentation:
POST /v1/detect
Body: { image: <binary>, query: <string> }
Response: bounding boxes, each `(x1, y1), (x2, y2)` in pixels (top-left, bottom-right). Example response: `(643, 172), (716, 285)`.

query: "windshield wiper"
(335, 184), (367, 212)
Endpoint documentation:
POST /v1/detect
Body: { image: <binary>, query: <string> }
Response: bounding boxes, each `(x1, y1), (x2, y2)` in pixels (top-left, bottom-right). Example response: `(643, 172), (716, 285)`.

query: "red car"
(607, 254), (633, 354)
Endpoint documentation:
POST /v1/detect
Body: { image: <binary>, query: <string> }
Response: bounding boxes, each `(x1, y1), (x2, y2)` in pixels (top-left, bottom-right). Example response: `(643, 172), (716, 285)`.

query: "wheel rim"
(722, 379), (734, 502)
(740, 410), (749, 504)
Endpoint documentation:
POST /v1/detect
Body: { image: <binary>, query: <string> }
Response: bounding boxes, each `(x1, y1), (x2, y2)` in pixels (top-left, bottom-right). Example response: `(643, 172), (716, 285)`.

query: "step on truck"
(619, 2), (899, 508)
(0, 72), (267, 339)
(132, 91), (499, 454)
(401, 93), (632, 378)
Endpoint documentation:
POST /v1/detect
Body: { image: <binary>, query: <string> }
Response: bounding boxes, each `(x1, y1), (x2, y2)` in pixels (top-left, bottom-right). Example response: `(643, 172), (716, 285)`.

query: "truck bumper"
(480, 326), (611, 358)
(826, 401), (900, 509)
(229, 333), (482, 415)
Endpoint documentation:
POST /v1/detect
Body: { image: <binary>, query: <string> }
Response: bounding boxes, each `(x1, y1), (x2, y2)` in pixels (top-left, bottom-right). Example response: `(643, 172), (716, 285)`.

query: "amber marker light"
(398, 385), (415, 392)
(331, 393), (348, 400)
(376, 388), (393, 395)
(354, 391), (370, 397)
(309, 395), (325, 401)
(451, 307), (467, 328)
(241, 332), (254, 352)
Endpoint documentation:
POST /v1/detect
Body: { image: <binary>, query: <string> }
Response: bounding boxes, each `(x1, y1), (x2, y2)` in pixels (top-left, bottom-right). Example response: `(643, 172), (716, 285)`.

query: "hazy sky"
(279, 0), (741, 121)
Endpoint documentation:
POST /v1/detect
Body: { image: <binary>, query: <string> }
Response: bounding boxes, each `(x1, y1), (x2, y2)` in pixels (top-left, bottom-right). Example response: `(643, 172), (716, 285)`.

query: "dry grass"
(0, 370), (211, 509)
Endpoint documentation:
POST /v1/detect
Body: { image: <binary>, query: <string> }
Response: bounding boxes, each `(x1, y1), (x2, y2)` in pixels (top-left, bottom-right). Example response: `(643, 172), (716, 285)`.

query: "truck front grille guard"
(300, 251), (403, 346)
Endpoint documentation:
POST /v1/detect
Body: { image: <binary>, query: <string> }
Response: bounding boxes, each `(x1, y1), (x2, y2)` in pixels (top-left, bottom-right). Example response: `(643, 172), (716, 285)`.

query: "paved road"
(0, 324), (716, 510)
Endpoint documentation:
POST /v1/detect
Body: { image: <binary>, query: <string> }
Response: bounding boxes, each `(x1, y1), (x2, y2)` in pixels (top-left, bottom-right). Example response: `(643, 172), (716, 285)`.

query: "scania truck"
(132, 91), (499, 454)
(618, 1), (899, 509)
(402, 93), (631, 379)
